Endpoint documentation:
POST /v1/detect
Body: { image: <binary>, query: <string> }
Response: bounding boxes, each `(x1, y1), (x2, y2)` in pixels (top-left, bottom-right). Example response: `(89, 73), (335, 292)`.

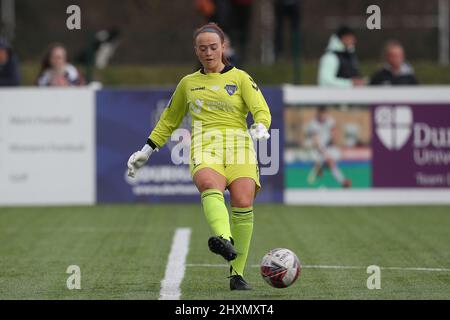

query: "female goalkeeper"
(127, 23), (271, 291)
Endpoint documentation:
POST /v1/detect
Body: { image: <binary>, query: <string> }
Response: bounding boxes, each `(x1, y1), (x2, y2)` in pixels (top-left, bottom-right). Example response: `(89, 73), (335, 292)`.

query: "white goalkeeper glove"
(249, 123), (270, 141)
(127, 144), (158, 178)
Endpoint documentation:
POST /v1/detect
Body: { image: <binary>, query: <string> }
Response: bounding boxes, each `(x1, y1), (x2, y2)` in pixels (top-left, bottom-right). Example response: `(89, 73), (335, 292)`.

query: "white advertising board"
(0, 88), (95, 205)
(283, 86), (450, 205)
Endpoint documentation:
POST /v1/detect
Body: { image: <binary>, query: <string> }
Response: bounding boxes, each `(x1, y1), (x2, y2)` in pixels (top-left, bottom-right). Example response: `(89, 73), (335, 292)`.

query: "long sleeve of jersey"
(239, 72), (272, 129)
(149, 79), (188, 148)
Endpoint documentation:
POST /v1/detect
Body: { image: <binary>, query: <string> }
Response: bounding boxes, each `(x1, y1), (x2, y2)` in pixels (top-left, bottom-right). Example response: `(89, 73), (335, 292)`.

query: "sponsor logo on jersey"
(211, 85), (220, 91)
(225, 84), (238, 96)
(190, 99), (203, 114)
(190, 86), (206, 91)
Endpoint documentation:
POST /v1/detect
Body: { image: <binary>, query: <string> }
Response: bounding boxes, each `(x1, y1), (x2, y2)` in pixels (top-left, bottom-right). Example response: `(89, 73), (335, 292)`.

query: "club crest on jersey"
(224, 84), (237, 96)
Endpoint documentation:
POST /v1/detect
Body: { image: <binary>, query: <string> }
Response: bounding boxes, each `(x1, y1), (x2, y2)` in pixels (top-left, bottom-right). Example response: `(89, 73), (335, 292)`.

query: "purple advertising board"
(372, 104), (450, 188)
(96, 88), (284, 203)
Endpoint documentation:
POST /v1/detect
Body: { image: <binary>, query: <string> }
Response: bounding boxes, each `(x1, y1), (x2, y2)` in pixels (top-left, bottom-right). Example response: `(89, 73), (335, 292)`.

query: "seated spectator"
(224, 34), (239, 67)
(0, 37), (20, 86)
(37, 43), (85, 86)
(370, 40), (418, 85)
(318, 26), (365, 88)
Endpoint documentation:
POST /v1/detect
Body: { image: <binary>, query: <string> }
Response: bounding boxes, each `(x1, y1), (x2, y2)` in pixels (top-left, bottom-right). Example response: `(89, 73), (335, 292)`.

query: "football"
(260, 248), (301, 288)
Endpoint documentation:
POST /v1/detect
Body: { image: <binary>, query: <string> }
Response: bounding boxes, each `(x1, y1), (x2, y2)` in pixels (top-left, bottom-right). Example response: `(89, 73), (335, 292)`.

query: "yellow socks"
(201, 189), (232, 241)
(201, 190), (254, 276)
(230, 206), (254, 276)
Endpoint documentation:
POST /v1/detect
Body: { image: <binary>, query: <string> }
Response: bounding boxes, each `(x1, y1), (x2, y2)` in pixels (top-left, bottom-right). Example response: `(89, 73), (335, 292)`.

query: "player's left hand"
(249, 123), (270, 140)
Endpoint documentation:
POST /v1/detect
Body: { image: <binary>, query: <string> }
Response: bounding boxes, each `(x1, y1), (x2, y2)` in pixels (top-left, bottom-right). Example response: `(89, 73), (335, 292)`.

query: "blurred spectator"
(318, 26), (365, 88)
(370, 40), (418, 85)
(273, 0), (301, 61)
(195, 0), (216, 20)
(224, 34), (239, 67)
(194, 0), (230, 29)
(76, 27), (121, 83)
(93, 28), (121, 70)
(229, 0), (254, 64)
(37, 43), (85, 87)
(212, 1), (231, 31)
(0, 37), (20, 86)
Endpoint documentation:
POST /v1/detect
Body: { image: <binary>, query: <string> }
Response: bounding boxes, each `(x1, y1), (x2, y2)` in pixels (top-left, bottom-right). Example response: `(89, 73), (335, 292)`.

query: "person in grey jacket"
(0, 37), (20, 86)
(370, 40), (418, 85)
(318, 26), (365, 88)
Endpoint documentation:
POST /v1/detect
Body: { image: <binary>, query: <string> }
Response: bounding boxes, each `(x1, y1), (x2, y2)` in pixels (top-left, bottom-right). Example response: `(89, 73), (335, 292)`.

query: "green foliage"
(20, 61), (450, 87)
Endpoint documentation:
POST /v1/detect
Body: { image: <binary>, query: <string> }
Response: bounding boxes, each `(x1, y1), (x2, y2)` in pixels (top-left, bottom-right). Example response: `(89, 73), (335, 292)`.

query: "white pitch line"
(381, 266), (450, 272)
(159, 228), (191, 300)
(185, 263), (450, 272)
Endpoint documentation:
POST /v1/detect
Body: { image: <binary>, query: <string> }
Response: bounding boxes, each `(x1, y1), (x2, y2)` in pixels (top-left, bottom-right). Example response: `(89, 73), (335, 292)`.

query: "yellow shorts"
(190, 148), (261, 192)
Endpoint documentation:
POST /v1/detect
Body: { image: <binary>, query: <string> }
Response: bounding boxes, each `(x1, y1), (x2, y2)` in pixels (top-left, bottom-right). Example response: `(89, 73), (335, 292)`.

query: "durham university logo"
(375, 106), (413, 150)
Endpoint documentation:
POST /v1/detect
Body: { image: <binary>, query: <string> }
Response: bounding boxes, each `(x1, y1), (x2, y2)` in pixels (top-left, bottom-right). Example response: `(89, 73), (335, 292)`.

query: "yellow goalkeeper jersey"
(149, 66), (271, 149)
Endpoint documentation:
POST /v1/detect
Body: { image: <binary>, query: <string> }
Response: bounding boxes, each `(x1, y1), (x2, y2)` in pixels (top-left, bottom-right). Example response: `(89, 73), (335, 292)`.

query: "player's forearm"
(148, 104), (186, 148)
(252, 108), (271, 130)
(148, 124), (171, 149)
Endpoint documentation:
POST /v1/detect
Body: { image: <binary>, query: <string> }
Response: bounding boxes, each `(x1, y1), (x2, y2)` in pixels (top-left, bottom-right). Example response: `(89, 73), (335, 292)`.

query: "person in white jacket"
(318, 26), (365, 88)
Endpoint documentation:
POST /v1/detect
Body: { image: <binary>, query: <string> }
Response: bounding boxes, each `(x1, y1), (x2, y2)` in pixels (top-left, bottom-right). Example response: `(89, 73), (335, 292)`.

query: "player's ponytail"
(193, 22), (230, 66)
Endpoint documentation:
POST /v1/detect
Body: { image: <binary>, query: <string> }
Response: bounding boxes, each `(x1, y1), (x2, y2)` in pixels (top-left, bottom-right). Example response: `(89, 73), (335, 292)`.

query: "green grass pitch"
(0, 204), (449, 300)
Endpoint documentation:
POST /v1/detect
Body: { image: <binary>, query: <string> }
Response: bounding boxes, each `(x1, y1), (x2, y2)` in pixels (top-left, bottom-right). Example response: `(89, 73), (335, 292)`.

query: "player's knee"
(197, 179), (222, 193)
(231, 194), (253, 208)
